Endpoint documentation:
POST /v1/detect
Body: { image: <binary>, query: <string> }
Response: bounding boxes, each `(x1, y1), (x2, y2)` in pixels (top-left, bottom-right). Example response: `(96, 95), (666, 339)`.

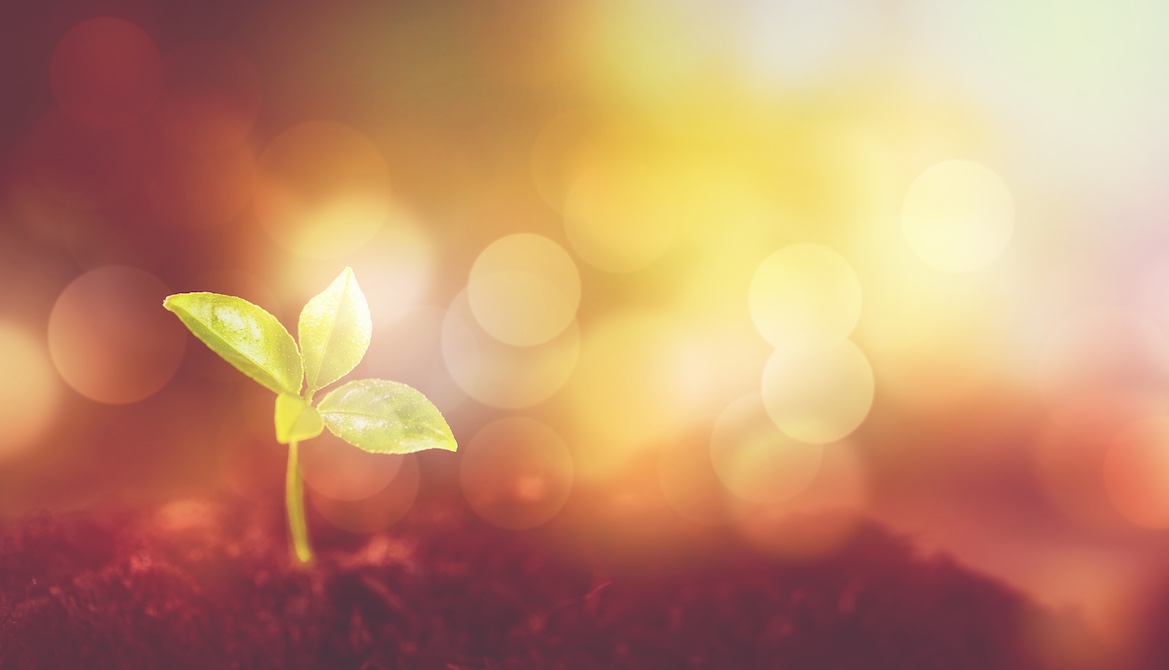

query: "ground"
(0, 489), (1123, 669)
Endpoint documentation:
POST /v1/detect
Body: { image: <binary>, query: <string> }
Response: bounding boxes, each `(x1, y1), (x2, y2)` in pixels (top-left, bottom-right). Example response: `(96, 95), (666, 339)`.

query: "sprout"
(164, 268), (456, 564)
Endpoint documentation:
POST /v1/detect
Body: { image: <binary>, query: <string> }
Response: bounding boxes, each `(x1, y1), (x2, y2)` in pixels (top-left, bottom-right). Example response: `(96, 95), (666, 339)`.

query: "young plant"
(163, 268), (456, 564)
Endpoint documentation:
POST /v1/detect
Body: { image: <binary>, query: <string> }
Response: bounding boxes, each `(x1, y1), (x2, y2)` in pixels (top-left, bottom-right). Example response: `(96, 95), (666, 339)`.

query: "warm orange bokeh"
(3, 2), (1169, 657)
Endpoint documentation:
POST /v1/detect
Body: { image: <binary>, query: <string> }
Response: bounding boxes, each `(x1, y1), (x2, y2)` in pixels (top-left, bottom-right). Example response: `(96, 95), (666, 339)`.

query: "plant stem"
(286, 439), (313, 565)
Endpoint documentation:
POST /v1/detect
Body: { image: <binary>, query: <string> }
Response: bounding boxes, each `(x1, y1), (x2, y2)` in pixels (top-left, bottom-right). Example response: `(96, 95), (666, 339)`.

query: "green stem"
(286, 439), (313, 565)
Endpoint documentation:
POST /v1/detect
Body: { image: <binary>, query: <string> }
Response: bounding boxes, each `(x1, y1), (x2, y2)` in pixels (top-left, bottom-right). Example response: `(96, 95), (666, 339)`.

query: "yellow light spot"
(280, 209), (434, 330)
(568, 313), (710, 478)
(711, 394), (823, 504)
(350, 214), (434, 329)
(441, 290), (578, 409)
(48, 266), (185, 404)
(761, 334), (874, 444)
(902, 160), (1014, 272)
(855, 257), (1010, 413)
(0, 323), (60, 462)
(748, 243), (862, 345)
(1104, 417), (1169, 529)
(467, 234), (580, 346)
(580, 0), (713, 104)
(857, 267), (1007, 411)
(563, 155), (677, 273)
(460, 417), (574, 530)
(668, 163), (778, 242)
(255, 121), (390, 258)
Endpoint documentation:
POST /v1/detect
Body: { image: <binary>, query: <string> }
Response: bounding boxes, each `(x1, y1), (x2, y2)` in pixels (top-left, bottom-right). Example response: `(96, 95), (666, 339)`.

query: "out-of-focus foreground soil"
(0, 490), (1140, 670)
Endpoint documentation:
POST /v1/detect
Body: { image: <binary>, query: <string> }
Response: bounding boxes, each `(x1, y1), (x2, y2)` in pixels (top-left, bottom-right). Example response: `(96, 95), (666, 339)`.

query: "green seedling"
(163, 268), (456, 564)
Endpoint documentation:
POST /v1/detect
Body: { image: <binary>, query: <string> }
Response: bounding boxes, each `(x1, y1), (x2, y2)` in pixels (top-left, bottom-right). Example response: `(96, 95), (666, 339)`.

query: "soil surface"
(0, 491), (1125, 670)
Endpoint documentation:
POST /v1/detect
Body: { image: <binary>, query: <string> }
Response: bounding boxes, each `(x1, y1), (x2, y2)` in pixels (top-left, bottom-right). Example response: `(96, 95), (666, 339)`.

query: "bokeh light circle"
(467, 233), (581, 346)
(154, 42), (262, 153)
(711, 393), (823, 504)
(50, 18), (162, 129)
(748, 243), (862, 345)
(1104, 418), (1169, 529)
(460, 417), (574, 530)
(442, 290), (579, 409)
(255, 121), (391, 258)
(48, 266), (185, 404)
(299, 430), (405, 502)
(902, 160), (1015, 272)
(563, 157), (677, 272)
(310, 455), (420, 534)
(858, 268), (1006, 411)
(761, 334), (874, 444)
(0, 323), (60, 462)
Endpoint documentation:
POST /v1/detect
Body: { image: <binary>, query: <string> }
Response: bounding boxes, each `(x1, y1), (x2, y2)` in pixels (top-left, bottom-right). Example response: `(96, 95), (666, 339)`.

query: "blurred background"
(3, 0), (1169, 657)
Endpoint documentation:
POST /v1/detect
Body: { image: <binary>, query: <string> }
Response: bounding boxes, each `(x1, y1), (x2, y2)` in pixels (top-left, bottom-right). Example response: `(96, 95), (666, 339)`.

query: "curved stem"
(286, 439), (313, 565)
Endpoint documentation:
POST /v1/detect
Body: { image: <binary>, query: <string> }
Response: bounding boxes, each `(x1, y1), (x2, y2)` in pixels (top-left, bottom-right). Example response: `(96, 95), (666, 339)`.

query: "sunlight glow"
(749, 243), (862, 345)
(0, 323), (60, 462)
(902, 160), (1014, 273)
(711, 393), (823, 504)
(48, 266), (185, 404)
(255, 121), (390, 258)
(467, 234), (580, 346)
(761, 334), (874, 444)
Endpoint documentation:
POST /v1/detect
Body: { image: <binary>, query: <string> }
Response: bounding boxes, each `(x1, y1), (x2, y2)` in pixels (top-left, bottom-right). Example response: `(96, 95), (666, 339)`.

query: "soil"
(0, 488), (1127, 670)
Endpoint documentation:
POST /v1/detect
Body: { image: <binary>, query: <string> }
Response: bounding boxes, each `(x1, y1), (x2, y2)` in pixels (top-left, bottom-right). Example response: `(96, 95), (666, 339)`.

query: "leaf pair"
(163, 268), (456, 455)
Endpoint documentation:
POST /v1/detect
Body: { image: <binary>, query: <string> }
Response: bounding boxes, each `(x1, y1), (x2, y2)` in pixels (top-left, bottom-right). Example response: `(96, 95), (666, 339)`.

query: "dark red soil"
(0, 492), (1113, 670)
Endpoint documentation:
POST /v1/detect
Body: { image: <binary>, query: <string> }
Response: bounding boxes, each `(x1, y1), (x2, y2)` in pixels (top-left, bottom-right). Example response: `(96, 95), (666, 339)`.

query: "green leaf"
(274, 393), (325, 444)
(163, 293), (303, 395)
(317, 379), (457, 454)
(298, 267), (372, 395)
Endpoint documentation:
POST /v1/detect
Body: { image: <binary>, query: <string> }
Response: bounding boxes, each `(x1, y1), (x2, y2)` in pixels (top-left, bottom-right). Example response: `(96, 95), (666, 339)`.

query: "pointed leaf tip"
(298, 267), (372, 395)
(163, 292), (303, 395)
(317, 378), (457, 455)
